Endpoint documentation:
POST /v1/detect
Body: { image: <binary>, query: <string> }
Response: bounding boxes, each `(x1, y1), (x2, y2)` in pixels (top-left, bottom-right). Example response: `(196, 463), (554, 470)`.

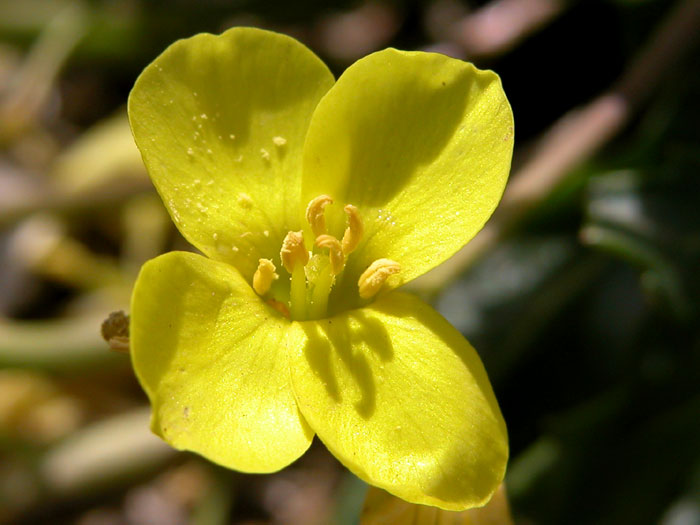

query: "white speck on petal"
(260, 148), (270, 161)
(273, 136), (287, 146)
(200, 113), (208, 119)
(237, 193), (253, 208)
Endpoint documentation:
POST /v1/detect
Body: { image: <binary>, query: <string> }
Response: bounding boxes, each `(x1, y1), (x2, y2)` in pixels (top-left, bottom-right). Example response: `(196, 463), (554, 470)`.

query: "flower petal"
(301, 49), (513, 291)
(131, 251), (313, 473)
(129, 28), (334, 279)
(289, 291), (508, 510)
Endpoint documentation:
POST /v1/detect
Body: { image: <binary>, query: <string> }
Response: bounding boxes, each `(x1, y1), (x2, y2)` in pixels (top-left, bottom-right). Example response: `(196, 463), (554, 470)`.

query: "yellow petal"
(289, 292), (508, 510)
(128, 28), (334, 280)
(131, 251), (312, 473)
(301, 49), (513, 294)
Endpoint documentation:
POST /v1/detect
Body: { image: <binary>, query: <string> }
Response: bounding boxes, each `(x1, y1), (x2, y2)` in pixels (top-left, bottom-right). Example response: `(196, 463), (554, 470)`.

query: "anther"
(358, 259), (401, 299)
(306, 195), (333, 237)
(280, 231), (309, 273)
(253, 258), (278, 295)
(341, 204), (363, 255)
(315, 234), (345, 275)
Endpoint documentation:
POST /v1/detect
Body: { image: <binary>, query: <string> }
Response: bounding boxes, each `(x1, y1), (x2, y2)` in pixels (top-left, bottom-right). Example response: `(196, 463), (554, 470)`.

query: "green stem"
(0, 315), (124, 371)
(289, 264), (307, 321)
(309, 262), (333, 320)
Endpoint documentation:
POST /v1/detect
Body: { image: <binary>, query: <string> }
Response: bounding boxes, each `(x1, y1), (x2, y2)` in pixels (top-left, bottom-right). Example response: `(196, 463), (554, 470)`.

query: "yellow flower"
(128, 27), (513, 510)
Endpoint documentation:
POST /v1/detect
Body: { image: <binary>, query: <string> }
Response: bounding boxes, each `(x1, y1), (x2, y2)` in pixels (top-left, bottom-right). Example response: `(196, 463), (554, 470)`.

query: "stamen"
(315, 234), (345, 275)
(253, 258), (278, 295)
(306, 195), (333, 237)
(358, 259), (401, 299)
(280, 231), (309, 273)
(341, 204), (363, 255)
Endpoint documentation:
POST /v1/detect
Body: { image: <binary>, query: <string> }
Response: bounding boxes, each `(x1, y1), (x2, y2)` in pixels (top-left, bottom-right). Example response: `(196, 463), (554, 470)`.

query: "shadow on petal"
(373, 293), (503, 421)
(342, 68), (474, 206)
(300, 309), (394, 419)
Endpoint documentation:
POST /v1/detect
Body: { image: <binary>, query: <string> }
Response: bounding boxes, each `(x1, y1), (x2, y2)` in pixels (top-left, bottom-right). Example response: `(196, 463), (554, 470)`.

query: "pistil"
(309, 259), (334, 319)
(315, 234), (344, 275)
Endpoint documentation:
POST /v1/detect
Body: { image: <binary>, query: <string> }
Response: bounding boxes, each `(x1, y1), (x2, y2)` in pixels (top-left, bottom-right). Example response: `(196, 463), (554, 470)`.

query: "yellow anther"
(280, 231), (309, 273)
(253, 258), (278, 296)
(358, 259), (401, 299)
(306, 195), (333, 237)
(341, 204), (363, 255)
(315, 234), (345, 275)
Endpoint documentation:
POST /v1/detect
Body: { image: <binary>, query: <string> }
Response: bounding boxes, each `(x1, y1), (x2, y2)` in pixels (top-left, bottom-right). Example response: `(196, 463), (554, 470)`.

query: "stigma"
(252, 195), (400, 319)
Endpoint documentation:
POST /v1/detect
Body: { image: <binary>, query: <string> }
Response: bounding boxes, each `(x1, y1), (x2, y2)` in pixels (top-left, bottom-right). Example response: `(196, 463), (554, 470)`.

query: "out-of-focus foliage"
(437, 55), (700, 525)
(0, 0), (698, 523)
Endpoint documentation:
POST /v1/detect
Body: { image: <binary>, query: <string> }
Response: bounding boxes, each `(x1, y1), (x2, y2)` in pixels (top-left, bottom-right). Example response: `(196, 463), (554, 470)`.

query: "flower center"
(251, 195), (400, 320)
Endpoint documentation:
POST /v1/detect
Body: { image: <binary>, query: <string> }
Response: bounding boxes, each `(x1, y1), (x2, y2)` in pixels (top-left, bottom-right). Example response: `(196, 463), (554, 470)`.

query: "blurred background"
(0, 0), (698, 523)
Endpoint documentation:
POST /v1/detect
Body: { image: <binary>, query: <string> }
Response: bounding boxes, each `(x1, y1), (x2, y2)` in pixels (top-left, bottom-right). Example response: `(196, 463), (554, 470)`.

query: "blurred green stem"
(0, 1), (88, 140)
(191, 466), (235, 525)
(449, 0), (568, 59)
(580, 224), (689, 318)
(0, 177), (153, 229)
(39, 408), (174, 497)
(0, 315), (123, 370)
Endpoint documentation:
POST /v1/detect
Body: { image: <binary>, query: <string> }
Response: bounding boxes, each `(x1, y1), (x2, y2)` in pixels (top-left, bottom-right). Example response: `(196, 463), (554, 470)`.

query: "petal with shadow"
(131, 251), (313, 473)
(289, 291), (508, 510)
